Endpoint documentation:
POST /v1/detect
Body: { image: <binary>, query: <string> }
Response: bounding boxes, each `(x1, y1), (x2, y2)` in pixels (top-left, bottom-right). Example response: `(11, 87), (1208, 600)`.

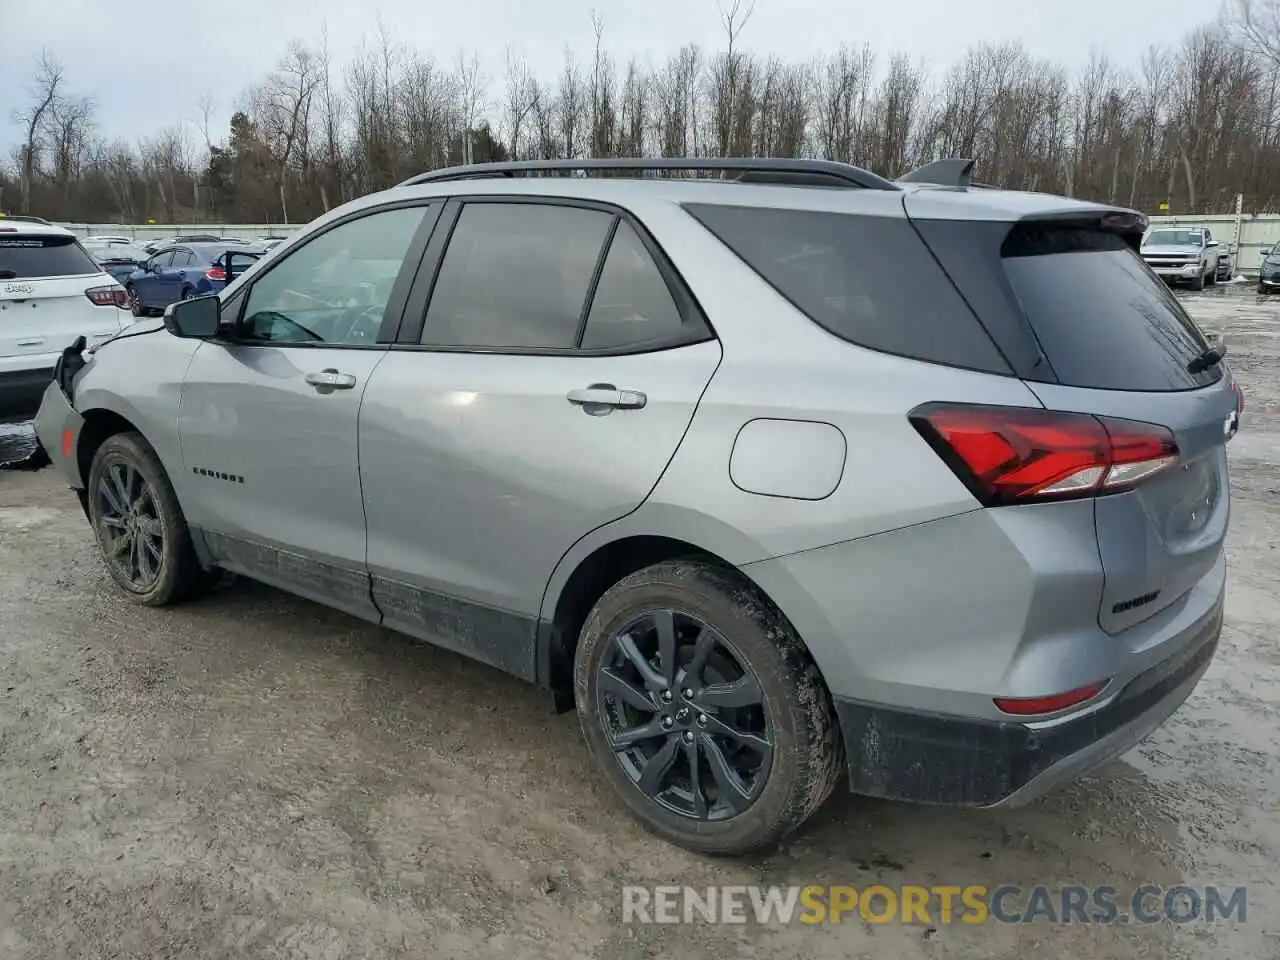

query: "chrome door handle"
(305, 369), (357, 390)
(566, 385), (647, 410)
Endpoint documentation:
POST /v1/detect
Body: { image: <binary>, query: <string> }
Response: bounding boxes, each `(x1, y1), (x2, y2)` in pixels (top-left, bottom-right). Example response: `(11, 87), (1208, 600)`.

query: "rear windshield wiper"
(0, 269), (16, 280)
(1187, 344), (1226, 374)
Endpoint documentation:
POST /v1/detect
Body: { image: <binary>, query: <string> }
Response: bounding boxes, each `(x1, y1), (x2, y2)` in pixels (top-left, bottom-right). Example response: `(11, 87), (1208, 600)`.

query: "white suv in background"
(1, 221), (131, 422)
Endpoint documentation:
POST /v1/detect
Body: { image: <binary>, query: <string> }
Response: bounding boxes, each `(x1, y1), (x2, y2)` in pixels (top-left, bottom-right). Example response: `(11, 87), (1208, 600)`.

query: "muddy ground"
(1, 287), (1277, 960)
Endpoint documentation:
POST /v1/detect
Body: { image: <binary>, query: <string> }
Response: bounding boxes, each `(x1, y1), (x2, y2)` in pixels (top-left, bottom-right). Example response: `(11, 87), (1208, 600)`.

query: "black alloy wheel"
(596, 608), (773, 821)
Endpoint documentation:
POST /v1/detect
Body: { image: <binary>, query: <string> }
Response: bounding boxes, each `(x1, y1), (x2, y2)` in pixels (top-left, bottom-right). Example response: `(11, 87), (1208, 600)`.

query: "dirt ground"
(1, 287), (1277, 960)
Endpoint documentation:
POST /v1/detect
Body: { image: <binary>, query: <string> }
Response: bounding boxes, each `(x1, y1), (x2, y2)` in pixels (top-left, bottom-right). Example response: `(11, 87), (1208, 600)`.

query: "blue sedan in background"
(125, 243), (264, 317)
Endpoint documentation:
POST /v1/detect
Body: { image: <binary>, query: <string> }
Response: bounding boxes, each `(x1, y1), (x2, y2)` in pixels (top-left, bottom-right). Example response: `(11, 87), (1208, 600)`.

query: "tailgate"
(0, 275), (124, 360)
(1026, 379), (1235, 632)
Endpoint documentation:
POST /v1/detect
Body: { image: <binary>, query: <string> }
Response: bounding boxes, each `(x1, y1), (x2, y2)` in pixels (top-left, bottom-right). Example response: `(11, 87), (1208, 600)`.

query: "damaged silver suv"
(34, 157), (1240, 854)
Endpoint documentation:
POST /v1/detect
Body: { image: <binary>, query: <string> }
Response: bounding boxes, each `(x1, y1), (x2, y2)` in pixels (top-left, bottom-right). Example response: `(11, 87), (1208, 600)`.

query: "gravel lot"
(1, 287), (1277, 959)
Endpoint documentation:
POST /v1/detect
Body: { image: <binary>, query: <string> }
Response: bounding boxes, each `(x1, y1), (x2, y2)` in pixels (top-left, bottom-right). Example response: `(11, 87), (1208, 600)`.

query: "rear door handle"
(305, 369), (357, 390)
(566, 385), (647, 410)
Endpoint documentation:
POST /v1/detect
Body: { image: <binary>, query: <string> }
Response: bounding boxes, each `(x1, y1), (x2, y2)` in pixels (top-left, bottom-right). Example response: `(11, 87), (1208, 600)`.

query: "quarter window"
(581, 222), (689, 351)
(420, 202), (613, 350)
(240, 205), (427, 346)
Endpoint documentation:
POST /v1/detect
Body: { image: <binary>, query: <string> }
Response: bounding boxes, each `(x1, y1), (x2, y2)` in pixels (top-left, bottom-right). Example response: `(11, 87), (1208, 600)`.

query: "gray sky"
(2, 0), (1214, 154)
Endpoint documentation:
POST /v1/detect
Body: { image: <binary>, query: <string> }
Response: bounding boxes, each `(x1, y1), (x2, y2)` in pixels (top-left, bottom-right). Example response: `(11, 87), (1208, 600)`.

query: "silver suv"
(33, 158), (1241, 854)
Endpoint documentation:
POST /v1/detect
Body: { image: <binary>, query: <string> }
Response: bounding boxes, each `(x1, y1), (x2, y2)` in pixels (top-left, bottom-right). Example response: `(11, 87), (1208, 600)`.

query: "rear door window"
(421, 202), (613, 350)
(682, 203), (1010, 373)
(1001, 226), (1219, 391)
(0, 234), (100, 279)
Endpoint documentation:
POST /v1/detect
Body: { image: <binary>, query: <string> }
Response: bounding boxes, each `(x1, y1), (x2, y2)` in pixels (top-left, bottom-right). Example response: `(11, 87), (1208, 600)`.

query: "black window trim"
(218, 198), (443, 352)
(392, 194), (717, 358)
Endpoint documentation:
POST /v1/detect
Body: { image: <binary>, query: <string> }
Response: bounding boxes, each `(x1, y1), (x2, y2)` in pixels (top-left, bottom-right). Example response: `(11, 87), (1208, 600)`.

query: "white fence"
(54, 223), (301, 244)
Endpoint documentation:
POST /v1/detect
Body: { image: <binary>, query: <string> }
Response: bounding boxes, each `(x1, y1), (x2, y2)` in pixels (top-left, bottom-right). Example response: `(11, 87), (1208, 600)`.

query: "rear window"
(682, 204), (1011, 374)
(1001, 226), (1219, 391)
(0, 234), (100, 279)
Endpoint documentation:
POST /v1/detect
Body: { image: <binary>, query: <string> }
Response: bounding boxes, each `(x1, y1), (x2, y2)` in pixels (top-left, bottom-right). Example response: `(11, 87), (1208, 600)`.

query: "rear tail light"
(910, 403), (1179, 506)
(1231, 381), (1245, 415)
(205, 265), (227, 282)
(85, 284), (128, 308)
(994, 680), (1108, 716)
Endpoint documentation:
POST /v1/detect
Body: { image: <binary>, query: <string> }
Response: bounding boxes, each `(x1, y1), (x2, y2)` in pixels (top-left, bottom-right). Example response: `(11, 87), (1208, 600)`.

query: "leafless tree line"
(10, 1), (1280, 223)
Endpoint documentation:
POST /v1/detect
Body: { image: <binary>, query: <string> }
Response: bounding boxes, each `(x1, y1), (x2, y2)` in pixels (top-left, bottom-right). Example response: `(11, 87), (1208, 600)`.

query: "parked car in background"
(1140, 226), (1223, 290)
(1257, 246), (1280, 293)
(30, 156), (1240, 855)
(91, 244), (151, 285)
(143, 234), (222, 255)
(257, 236), (291, 254)
(124, 243), (265, 316)
(0, 221), (129, 422)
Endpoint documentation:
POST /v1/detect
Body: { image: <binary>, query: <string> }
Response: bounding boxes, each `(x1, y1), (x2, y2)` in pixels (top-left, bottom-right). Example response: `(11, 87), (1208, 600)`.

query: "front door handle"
(566, 385), (647, 411)
(305, 368), (357, 390)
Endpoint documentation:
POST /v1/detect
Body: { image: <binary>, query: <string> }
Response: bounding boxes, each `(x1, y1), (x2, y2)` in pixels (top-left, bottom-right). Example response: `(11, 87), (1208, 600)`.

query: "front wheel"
(1190, 271), (1206, 291)
(86, 431), (209, 606)
(574, 560), (843, 855)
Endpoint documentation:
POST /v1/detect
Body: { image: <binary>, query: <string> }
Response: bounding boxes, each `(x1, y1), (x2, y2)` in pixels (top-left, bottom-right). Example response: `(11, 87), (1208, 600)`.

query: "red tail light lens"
(1231, 381), (1244, 415)
(85, 285), (128, 308)
(994, 680), (1108, 716)
(205, 265), (226, 282)
(910, 403), (1179, 505)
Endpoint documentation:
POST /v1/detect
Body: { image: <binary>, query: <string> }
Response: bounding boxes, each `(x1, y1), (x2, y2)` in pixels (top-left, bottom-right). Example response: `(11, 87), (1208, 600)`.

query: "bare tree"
(456, 49), (485, 165)
(13, 51), (64, 214)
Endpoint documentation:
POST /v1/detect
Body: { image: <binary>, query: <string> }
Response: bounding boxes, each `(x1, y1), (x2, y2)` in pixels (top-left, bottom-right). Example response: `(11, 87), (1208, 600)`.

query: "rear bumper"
(832, 596), (1222, 806)
(0, 367), (54, 423)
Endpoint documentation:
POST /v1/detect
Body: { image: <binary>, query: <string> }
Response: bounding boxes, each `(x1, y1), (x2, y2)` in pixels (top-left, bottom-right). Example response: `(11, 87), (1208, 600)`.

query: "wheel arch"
(76, 406), (146, 487)
(537, 509), (836, 710)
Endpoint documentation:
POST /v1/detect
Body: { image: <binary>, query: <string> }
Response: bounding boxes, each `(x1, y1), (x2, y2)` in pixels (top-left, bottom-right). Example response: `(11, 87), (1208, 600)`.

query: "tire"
(180, 286), (195, 300)
(127, 285), (147, 318)
(86, 431), (208, 606)
(1190, 271), (1205, 291)
(1259, 283), (1268, 296)
(574, 560), (843, 855)
(1206, 268), (1216, 286)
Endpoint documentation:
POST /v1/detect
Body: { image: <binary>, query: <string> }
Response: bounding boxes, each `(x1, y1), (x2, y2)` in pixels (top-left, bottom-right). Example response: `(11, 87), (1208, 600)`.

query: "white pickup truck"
(1140, 226), (1229, 290)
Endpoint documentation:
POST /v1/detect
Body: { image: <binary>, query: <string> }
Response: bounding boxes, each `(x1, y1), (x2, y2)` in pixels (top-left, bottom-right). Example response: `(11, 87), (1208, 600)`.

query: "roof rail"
(0, 214), (53, 225)
(398, 157), (901, 191)
(898, 158), (976, 189)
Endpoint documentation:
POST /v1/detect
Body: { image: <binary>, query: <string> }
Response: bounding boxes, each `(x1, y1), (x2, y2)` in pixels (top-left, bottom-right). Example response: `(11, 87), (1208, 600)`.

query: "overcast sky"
(2, 0), (1216, 154)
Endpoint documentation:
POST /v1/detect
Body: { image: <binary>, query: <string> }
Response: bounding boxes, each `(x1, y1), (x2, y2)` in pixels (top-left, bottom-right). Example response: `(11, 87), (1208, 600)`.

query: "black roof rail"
(897, 158), (976, 189)
(398, 157), (901, 191)
(0, 214), (53, 225)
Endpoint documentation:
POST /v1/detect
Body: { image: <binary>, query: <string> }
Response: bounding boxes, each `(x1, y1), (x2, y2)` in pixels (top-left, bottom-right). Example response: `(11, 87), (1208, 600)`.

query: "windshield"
(1145, 229), (1203, 247)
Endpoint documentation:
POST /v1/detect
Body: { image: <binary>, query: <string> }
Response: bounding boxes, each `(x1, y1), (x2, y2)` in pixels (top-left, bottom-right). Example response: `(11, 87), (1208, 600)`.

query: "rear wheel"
(127, 285), (147, 317)
(86, 432), (209, 606)
(574, 560), (842, 855)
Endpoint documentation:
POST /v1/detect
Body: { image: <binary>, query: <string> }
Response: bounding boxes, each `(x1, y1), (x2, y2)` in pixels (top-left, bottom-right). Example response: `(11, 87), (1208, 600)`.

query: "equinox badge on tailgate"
(3, 282), (36, 296)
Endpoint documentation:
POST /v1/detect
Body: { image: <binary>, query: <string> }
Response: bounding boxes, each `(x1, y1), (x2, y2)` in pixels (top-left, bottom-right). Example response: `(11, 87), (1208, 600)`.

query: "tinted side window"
(1001, 226), (1218, 391)
(173, 250), (196, 267)
(241, 205), (426, 346)
(581, 222), (692, 351)
(421, 202), (612, 350)
(683, 204), (1010, 374)
(149, 251), (174, 269)
(0, 235), (101, 279)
